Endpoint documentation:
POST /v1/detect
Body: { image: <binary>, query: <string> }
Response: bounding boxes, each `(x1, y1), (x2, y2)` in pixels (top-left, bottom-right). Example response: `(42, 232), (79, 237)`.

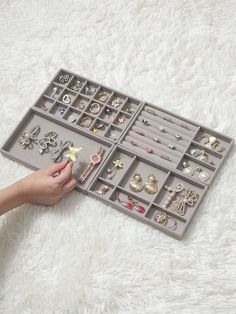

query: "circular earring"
(129, 173), (144, 192)
(144, 175), (158, 194)
(195, 167), (210, 182)
(182, 161), (194, 176)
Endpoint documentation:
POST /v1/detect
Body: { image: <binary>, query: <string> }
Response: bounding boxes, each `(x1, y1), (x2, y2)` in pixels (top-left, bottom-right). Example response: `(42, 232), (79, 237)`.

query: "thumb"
(47, 160), (68, 176)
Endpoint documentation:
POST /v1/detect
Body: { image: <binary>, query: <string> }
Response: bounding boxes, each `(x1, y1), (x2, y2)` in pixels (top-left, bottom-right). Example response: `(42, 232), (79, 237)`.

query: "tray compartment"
(107, 92), (127, 109)
(89, 177), (115, 200)
(85, 100), (104, 117)
(71, 94), (90, 111)
(104, 125), (123, 142)
(49, 101), (69, 118)
(63, 108), (81, 124)
(53, 70), (73, 86)
(145, 204), (187, 239)
(43, 82), (63, 100)
(94, 87), (113, 104)
(121, 97), (142, 116)
(194, 127), (232, 155)
(68, 76), (86, 93)
(35, 96), (55, 112)
(153, 172), (207, 221)
(58, 88), (77, 106)
(177, 154), (215, 185)
(80, 81), (99, 98)
(2, 108), (113, 193)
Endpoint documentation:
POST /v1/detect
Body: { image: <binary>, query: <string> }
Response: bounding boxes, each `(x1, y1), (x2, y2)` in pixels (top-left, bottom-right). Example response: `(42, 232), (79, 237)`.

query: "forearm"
(0, 181), (25, 215)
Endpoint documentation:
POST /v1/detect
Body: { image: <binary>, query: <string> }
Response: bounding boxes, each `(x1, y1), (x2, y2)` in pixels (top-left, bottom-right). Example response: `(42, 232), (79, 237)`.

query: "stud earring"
(195, 167), (210, 182)
(129, 173), (144, 192)
(144, 175), (158, 194)
(58, 74), (71, 84)
(145, 146), (153, 153)
(142, 119), (149, 126)
(18, 125), (40, 149)
(107, 159), (123, 179)
(38, 131), (57, 154)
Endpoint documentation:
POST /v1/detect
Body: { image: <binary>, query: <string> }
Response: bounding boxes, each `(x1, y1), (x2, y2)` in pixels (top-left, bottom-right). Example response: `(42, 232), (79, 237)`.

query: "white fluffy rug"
(0, 1), (236, 313)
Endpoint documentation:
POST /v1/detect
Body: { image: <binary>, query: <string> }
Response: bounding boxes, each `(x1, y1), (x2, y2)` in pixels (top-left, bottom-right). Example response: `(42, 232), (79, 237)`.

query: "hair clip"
(18, 125), (40, 149)
(172, 189), (198, 216)
(163, 183), (184, 209)
(50, 140), (73, 162)
(64, 146), (82, 162)
(38, 131), (57, 154)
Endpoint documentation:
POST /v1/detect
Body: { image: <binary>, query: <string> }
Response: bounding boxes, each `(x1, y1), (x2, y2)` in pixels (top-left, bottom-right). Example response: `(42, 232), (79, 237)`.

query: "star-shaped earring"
(64, 146), (82, 162)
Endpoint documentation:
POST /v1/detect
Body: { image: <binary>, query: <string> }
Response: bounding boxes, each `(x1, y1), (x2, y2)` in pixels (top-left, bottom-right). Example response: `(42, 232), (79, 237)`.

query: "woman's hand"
(0, 161), (78, 215)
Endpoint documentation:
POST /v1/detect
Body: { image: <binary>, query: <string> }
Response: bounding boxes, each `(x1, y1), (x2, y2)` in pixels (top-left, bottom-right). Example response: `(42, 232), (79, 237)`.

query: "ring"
(62, 94), (71, 104)
(80, 116), (93, 127)
(89, 102), (101, 114)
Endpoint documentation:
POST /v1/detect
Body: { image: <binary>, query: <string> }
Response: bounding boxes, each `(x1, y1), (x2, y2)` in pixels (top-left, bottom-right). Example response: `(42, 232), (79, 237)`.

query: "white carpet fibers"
(0, 1), (236, 313)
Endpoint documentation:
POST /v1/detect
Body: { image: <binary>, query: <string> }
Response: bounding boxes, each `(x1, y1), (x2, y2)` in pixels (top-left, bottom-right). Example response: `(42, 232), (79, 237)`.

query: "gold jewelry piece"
(18, 125), (40, 149)
(107, 159), (123, 179)
(78, 147), (104, 184)
(153, 212), (177, 230)
(144, 175), (158, 194)
(89, 102), (101, 114)
(163, 183), (184, 209)
(129, 173), (144, 192)
(200, 135), (225, 153)
(70, 80), (82, 91)
(97, 91), (109, 102)
(38, 131), (57, 154)
(172, 189), (198, 216)
(80, 116), (93, 127)
(41, 103), (49, 111)
(96, 185), (110, 196)
(64, 146), (82, 162)
(91, 123), (104, 133)
(111, 98), (123, 108)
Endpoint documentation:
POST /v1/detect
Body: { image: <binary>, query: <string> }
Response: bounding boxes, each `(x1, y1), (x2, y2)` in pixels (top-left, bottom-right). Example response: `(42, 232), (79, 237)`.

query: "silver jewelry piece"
(168, 144), (176, 150)
(159, 126), (166, 133)
(70, 80), (82, 91)
(18, 125), (40, 149)
(51, 87), (58, 98)
(67, 114), (78, 123)
(62, 94), (71, 104)
(142, 119), (149, 126)
(38, 131), (57, 154)
(89, 102), (101, 114)
(50, 140), (73, 162)
(58, 74), (71, 84)
(84, 85), (96, 95)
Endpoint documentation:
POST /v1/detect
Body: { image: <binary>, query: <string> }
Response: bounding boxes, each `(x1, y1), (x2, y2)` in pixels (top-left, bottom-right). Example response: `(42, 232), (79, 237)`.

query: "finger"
(62, 178), (78, 193)
(56, 161), (73, 184)
(47, 160), (68, 176)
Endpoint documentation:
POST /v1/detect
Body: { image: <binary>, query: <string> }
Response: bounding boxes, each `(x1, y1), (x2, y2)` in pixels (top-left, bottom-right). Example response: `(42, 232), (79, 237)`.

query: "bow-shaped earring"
(172, 189), (198, 216)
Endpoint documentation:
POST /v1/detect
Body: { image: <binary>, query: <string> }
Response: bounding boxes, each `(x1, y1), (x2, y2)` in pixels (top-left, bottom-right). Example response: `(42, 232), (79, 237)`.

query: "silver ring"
(89, 102), (101, 114)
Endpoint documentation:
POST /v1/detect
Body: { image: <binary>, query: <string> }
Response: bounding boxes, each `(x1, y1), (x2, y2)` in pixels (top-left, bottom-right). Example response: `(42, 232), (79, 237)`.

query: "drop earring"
(144, 175), (158, 194)
(182, 161), (194, 176)
(129, 173), (144, 192)
(107, 159), (123, 179)
(116, 192), (146, 213)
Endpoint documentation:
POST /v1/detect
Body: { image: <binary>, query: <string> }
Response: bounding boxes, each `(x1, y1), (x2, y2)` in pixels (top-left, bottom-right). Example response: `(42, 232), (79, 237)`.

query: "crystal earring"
(144, 175), (158, 194)
(129, 173), (144, 192)
(116, 192), (145, 213)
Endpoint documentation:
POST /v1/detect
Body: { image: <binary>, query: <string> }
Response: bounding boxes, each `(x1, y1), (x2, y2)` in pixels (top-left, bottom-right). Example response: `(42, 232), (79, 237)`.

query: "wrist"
(12, 180), (28, 205)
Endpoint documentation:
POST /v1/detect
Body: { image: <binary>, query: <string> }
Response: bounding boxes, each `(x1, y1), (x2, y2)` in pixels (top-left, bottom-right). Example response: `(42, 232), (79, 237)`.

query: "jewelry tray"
(1, 69), (234, 239)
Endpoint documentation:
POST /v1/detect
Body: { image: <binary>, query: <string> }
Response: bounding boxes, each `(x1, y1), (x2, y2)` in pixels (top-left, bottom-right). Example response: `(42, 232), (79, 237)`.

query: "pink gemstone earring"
(116, 192), (146, 214)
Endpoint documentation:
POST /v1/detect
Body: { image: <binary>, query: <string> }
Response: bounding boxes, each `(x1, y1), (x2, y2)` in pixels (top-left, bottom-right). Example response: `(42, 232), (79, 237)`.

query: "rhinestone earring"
(129, 173), (144, 192)
(144, 175), (158, 194)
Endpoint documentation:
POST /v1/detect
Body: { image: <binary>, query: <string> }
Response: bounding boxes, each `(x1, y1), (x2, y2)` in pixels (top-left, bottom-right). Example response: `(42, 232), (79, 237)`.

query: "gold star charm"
(64, 146), (82, 162)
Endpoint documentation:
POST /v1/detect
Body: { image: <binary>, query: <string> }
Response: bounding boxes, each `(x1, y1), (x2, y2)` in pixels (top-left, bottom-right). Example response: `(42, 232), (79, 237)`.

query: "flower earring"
(107, 159), (123, 179)
(144, 175), (158, 194)
(129, 173), (144, 192)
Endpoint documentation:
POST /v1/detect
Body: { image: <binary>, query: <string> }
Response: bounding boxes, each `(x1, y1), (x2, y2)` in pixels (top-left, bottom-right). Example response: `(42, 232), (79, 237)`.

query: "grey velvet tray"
(1, 68), (234, 239)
